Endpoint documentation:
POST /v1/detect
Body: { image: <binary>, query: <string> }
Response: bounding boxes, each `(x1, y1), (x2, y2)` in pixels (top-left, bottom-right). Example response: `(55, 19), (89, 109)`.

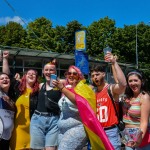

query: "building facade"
(0, 46), (135, 82)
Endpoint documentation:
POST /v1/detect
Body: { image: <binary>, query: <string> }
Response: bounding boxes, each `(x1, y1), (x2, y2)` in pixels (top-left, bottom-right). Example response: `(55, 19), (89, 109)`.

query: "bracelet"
(60, 86), (65, 91)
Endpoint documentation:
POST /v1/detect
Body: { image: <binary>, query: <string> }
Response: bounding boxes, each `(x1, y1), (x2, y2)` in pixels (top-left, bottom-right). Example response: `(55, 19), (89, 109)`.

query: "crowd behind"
(0, 50), (149, 150)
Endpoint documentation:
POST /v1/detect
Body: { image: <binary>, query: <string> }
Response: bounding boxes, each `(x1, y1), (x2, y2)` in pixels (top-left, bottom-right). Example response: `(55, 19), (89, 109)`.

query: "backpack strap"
(108, 85), (120, 121)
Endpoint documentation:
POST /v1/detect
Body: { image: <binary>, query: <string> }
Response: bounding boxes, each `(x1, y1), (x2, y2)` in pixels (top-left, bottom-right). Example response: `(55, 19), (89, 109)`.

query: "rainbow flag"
(74, 80), (114, 150)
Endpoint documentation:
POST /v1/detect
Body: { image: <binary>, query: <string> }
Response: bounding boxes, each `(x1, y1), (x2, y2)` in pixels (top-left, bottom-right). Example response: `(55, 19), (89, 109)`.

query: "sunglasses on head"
(67, 72), (78, 76)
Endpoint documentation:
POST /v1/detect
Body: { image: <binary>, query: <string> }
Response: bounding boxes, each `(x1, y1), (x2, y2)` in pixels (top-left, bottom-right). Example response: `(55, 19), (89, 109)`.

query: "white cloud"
(0, 16), (31, 26)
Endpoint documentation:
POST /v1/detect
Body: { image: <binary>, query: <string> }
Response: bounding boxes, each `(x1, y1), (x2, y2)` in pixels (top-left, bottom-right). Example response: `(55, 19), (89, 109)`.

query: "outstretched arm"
(105, 52), (127, 95)
(111, 61), (120, 101)
(111, 55), (119, 84)
(2, 51), (10, 75)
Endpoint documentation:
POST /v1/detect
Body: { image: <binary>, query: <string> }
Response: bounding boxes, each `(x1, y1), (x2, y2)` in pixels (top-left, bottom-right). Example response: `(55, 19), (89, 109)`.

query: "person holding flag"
(53, 65), (114, 150)
(56, 65), (88, 150)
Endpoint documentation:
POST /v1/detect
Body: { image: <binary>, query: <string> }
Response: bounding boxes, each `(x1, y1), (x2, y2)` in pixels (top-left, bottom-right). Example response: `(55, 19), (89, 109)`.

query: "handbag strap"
(41, 82), (48, 100)
(108, 85), (120, 121)
(42, 83), (58, 106)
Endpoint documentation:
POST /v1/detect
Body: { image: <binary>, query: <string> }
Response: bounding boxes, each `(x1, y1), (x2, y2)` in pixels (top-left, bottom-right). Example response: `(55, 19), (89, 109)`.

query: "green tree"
(136, 23), (150, 68)
(87, 17), (116, 59)
(0, 25), (5, 44)
(63, 20), (84, 54)
(25, 17), (55, 51)
(136, 23), (150, 87)
(53, 25), (66, 53)
(0, 17), (149, 88)
(1, 22), (26, 47)
(112, 25), (136, 64)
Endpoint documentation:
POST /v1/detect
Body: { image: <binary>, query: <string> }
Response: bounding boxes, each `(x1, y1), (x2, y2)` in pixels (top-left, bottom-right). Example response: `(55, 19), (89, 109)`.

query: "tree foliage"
(86, 17), (116, 60)
(25, 17), (55, 51)
(53, 25), (66, 53)
(0, 22), (26, 47)
(0, 16), (150, 88)
(63, 20), (84, 54)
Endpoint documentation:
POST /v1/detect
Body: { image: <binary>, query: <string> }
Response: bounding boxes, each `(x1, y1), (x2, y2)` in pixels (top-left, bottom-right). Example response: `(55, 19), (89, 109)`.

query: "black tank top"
(36, 83), (61, 115)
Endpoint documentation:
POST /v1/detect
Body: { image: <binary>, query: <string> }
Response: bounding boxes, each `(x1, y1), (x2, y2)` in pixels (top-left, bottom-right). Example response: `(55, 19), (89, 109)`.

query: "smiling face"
(43, 64), (56, 82)
(26, 70), (37, 87)
(66, 68), (80, 86)
(128, 74), (142, 95)
(0, 74), (10, 93)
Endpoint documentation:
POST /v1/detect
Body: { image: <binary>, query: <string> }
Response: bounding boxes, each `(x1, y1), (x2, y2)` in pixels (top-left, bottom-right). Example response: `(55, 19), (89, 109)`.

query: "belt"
(104, 124), (117, 131)
(34, 110), (54, 117)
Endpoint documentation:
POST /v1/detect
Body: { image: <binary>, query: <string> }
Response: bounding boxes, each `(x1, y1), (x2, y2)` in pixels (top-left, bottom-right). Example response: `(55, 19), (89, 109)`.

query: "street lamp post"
(136, 24), (138, 69)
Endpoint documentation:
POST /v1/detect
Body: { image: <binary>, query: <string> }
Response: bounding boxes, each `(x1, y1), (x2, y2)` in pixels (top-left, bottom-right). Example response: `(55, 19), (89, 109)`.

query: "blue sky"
(0, 0), (150, 28)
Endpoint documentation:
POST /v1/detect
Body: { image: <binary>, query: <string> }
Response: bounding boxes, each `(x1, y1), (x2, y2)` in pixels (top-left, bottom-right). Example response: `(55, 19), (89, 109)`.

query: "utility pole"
(136, 24), (138, 69)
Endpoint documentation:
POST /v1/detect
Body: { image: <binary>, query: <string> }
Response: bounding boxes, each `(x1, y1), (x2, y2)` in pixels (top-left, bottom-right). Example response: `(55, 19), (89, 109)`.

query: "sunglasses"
(67, 72), (78, 76)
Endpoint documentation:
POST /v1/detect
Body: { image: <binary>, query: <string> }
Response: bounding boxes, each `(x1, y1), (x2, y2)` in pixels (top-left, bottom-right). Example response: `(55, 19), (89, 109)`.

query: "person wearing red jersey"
(90, 52), (127, 150)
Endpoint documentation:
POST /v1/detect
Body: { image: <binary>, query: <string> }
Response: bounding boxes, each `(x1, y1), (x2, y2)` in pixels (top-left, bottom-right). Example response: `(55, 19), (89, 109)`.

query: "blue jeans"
(87, 127), (121, 150)
(87, 141), (91, 150)
(105, 126), (121, 150)
(30, 113), (59, 149)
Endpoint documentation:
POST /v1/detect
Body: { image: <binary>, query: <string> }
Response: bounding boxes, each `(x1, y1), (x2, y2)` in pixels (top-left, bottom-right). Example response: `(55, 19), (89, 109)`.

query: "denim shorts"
(123, 128), (150, 150)
(105, 126), (121, 150)
(125, 144), (150, 150)
(30, 113), (59, 149)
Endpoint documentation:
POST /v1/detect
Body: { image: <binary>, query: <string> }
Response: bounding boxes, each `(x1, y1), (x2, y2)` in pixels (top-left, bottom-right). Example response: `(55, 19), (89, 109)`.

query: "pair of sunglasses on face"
(65, 72), (78, 76)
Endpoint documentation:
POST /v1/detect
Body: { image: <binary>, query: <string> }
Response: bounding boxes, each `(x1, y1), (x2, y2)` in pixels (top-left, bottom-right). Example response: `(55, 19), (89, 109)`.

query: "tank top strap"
(96, 84), (109, 93)
(41, 83), (46, 91)
(102, 84), (110, 93)
(133, 93), (142, 102)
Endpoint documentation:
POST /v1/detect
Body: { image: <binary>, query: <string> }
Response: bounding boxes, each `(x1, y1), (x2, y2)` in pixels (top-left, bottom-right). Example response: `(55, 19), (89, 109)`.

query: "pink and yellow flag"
(74, 80), (114, 150)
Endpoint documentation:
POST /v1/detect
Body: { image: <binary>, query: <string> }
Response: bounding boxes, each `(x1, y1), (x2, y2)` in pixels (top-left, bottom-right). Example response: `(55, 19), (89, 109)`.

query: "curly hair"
(90, 65), (106, 73)
(19, 69), (39, 95)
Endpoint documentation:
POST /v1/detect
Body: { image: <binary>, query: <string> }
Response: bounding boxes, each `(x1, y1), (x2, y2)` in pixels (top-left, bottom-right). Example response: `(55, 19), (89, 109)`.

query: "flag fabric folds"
(74, 80), (114, 150)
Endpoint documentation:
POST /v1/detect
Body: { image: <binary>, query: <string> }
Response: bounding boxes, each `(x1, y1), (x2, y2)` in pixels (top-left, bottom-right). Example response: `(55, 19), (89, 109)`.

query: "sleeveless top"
(96, 85), (118, 127)
(57, 95), (82, 133)
(36, 83), (61, 115)
(58, 96), (79, 113)
(123, 95), (141, 125)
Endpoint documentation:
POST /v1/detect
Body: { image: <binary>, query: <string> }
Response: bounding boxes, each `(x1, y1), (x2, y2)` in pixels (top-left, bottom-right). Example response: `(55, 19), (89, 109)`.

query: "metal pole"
(136, 24), (138, 69)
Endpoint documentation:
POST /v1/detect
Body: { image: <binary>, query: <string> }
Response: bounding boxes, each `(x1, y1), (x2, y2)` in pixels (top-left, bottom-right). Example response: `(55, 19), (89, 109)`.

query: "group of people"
(0, 50), (149, 150)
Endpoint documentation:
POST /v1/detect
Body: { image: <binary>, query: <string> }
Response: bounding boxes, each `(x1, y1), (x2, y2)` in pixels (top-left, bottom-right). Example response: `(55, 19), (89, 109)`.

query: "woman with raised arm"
(2, 51), (39, 150)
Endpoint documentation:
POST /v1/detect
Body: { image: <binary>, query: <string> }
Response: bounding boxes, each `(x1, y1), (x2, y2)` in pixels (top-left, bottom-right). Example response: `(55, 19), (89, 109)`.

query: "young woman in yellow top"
(2, 51), (39, 150)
